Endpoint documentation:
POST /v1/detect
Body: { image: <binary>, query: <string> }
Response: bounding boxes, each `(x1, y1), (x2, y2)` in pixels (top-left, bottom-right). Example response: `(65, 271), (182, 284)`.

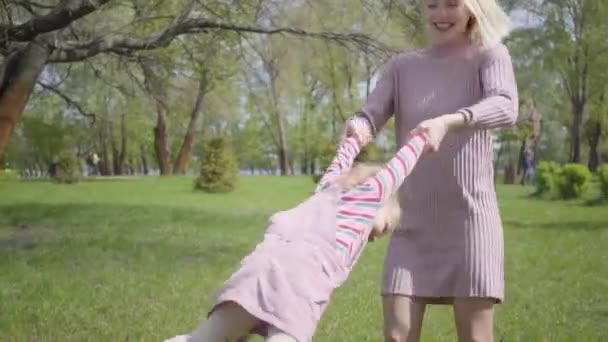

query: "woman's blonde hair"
(336, 163), (401, 241)
(464, 0), (512, 47)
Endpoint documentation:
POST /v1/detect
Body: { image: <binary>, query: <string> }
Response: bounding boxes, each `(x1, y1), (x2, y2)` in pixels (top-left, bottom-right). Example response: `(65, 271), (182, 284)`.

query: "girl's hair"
(336, 162), (401, 241)
(464, 0), (512, 47)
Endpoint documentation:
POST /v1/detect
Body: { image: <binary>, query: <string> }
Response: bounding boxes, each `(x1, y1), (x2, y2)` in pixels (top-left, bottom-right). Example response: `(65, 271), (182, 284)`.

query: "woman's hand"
(408, 117), (449, 153)
(409, 113), (467, 153)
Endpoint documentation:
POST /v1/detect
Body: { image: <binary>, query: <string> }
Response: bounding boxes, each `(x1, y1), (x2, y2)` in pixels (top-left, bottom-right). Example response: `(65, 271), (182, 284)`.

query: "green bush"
(53, 151), (82, 184)
(535, 161), (561, 196)
(195, 137), (239, 193)
(597, 164), (608, 200)
(0, 169), (19, 181)
(557, 163), (592, 199)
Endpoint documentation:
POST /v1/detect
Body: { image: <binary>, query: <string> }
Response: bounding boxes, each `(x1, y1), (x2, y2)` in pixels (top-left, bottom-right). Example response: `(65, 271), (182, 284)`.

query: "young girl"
(163, 125), (429, 342)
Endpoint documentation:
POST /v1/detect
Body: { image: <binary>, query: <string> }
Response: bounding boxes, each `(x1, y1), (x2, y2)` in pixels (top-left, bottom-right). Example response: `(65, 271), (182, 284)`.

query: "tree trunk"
(504, 164), (516, 185)
(140, 58), (171, 175)
(153, 113), (171, 175)
(588, 121), (602, 172)
(110, 117), (121, 175)
(570, 99), (585, 163)
(0, 39), (51, 160)
(99, 119), (112, 176)
(140, 144), (149, 175)
(119, 112), (127, 174)
(277, 146), (289, 176)
(173, 74), (208, 174)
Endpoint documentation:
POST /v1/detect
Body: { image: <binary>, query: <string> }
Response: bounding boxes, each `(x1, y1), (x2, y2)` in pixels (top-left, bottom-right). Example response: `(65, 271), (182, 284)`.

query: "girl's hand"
(344, 117), (373, 147)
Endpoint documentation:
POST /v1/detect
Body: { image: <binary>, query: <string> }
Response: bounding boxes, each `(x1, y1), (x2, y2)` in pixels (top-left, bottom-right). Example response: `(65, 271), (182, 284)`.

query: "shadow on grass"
(584, 197), (607, 207)
(0, 202), (263, 265)
(504, 219), (608, 231)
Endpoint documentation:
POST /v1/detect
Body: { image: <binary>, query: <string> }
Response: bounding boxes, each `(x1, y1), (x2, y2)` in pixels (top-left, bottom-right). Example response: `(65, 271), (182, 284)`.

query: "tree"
(521, 0), (608, 163)
(0, 0), (393, 161)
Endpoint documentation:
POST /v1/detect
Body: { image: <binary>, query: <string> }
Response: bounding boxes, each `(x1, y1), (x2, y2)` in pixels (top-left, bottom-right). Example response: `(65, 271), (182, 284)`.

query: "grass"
(0, 177), (607, 341)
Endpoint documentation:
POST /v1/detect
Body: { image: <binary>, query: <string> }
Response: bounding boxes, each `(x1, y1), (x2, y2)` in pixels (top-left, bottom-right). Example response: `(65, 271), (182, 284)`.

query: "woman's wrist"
(440, 112), (469, 132)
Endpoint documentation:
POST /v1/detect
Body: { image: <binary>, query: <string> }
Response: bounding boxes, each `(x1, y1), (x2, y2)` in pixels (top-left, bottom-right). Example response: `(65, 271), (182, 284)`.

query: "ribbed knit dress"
(355, 41), (518, 303)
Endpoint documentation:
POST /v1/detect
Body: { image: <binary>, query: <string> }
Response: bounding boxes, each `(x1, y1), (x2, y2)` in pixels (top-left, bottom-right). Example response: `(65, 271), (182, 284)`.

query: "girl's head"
(336, 163), (401, 241)
(422, 0), (511, 47)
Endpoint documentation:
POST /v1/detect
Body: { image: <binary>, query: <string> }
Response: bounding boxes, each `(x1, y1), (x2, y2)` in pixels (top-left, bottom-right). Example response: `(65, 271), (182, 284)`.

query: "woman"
(344, 0), (518, 341)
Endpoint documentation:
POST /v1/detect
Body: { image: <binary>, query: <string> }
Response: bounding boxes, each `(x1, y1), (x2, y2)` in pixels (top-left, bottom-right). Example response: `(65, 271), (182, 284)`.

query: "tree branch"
(0, 0), (111, 45)
(48, 18), (394, 63)
(37, 81), (96, 123)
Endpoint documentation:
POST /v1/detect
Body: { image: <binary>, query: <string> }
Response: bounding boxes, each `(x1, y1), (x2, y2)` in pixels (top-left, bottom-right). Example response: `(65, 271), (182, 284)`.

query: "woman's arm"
(447, 43), (519, 132)
(350, 57), (399, 141)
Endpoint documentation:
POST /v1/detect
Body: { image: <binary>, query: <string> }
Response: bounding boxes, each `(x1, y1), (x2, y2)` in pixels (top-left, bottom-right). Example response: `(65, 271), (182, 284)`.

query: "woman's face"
(422, 0), (472, 46)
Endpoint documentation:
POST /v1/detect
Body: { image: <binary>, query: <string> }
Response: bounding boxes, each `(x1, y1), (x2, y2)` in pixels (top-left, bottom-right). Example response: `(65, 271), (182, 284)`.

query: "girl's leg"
(453, 298), (495, 342)
(265, 326), (297, 342)
(188, 302), (259, 342)
(382, 295), (427, 342)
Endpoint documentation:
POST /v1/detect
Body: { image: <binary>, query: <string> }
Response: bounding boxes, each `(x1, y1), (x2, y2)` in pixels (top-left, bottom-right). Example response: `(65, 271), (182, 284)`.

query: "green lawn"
(1, 177), (607, 341)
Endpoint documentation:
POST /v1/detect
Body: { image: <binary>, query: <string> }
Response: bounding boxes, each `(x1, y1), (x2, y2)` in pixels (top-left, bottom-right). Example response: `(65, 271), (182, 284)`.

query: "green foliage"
(356, 143), (381, 162)
(0, 169), (19, 181)
(597, 164), (608, 200)
(195, 137), (239, 193)
(53, 151), (82, 184)
(535, 161), (561, 196)
(557, 163), (592, 199)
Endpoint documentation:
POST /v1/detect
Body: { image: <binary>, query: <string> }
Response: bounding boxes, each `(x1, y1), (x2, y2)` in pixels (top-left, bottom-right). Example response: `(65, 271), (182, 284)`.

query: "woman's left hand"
(408, 116), (449, 153)
(409, 113), (467, 153)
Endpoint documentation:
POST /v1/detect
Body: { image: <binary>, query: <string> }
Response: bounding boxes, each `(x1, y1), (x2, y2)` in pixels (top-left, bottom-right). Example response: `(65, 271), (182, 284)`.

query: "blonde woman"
(345, 0), (518, 341)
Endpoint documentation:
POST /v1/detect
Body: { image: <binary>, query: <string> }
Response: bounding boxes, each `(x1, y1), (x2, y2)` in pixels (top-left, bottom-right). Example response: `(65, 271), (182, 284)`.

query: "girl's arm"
(342, 133), (427, 203)
(315, 137), (361, 193)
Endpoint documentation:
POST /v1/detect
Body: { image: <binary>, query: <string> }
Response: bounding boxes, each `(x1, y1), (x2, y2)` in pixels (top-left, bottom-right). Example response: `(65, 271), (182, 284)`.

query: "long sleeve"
(334, 133), (427, 266)
(458, 43), (519, 129)
(315, 137), (361, 193)
(341, 133), (427, 205)
(355, 57), (398, 136)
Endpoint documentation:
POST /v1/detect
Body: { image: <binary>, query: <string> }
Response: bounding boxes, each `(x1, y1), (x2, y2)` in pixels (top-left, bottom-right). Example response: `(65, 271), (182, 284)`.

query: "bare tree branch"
(48, 18), (395, 63)
(0, 0), (111, 45)
(37, 81), (96, 122)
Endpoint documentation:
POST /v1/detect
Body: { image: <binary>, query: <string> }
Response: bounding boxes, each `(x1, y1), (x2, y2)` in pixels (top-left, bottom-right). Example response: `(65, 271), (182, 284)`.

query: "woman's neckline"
(424, 36), (474, 58)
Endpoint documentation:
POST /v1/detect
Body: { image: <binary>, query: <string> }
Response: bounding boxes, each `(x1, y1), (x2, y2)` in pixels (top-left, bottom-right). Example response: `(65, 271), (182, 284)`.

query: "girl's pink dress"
(209, 134), (427, 342)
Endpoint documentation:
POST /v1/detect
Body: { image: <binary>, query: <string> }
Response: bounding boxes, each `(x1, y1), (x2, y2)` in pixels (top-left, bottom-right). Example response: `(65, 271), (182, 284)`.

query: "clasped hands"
(345, 113), (467, 153)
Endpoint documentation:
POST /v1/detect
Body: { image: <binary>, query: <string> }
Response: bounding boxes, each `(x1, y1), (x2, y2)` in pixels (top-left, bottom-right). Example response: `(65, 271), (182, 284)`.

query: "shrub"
(195, 137), (239, 193)
(597, 164), (608, 200)
(0, 169), (19, 181)
(53, 150), (82, 184)
(535, 161), (560, 196)
(557, 163), (592, 199)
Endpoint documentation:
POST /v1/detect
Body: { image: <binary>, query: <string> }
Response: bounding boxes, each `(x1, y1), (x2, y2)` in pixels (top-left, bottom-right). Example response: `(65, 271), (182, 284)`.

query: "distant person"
(521, 149), (535, 185)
